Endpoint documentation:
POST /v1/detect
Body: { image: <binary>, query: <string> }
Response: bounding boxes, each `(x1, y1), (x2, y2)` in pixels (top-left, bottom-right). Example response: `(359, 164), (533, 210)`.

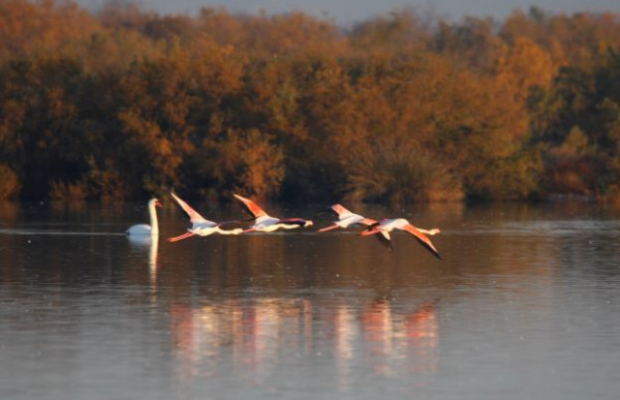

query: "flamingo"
(126, 198), (162, 237)
(360, 218), (441, 258)
(233, 194), (313, 232)
(318, 204), (377, 232)
(167, 192), (243, 242)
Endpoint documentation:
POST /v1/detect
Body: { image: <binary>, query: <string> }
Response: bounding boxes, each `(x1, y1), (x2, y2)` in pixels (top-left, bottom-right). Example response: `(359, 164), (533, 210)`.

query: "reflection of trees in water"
(2, 201), (606, 391)
(0, 201), (19, 222)
(361, 298), (439, 377)
(168, 296), (439, 387)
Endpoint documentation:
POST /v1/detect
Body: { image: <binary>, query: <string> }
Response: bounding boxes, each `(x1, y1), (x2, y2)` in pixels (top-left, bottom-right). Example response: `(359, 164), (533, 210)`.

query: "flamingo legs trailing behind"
(168, 192), (243, 242)
(233, 194), (313, 233)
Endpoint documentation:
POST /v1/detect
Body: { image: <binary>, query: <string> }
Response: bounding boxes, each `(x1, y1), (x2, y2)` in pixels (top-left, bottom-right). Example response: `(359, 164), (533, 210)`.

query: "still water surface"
(1, 201), (620, 399)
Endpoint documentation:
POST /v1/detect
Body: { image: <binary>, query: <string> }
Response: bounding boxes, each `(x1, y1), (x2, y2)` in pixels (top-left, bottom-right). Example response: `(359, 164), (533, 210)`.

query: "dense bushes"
(1, 1), (620, 202)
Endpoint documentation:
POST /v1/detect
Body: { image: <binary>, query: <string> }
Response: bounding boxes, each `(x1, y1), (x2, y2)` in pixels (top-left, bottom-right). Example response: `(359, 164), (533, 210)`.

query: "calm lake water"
(1, 200), (620, 399)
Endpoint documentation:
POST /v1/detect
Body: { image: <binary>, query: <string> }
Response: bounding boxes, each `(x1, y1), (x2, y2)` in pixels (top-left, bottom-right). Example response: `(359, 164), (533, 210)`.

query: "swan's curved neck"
(149, 202), (159, 236)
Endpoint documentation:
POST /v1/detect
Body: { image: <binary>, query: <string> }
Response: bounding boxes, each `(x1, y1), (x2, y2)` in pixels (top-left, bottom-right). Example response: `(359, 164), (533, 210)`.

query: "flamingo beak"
(155, 200), (163, 208)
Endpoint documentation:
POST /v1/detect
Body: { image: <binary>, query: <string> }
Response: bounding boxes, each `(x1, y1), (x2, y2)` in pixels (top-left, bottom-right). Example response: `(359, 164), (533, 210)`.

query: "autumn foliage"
(1, 1), (620, 202)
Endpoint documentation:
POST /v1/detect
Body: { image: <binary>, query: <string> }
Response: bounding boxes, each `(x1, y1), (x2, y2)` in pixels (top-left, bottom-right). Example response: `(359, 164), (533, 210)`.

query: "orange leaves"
(192, 41), (245, 99)
(1, 3), (620, 201)
(495, 37), (556, 103)
(0, 164), (20, 199)
(0, 0), (100, 62)
(197, 8), (345, 58)
(195, 128), (285, 199)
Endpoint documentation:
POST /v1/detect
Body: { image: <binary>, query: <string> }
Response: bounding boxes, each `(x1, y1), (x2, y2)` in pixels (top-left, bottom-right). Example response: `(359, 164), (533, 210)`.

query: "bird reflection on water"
(127, 234), (159, 288)
(167, 295), (440, 387)
(2, 201), (620, 400)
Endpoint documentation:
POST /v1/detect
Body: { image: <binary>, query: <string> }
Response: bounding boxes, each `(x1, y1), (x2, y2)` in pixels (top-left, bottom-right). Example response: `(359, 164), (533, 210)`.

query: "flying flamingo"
(318, 204), (377, 232)
(233, 194), (313, 232)
(126, 198), (162, 237)
(167, 192), (243, 242)
(360, 218), (441, 257)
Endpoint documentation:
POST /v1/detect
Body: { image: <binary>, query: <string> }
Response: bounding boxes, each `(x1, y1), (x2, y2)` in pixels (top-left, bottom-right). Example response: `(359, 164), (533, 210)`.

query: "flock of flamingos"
(126, 193), (442, 259)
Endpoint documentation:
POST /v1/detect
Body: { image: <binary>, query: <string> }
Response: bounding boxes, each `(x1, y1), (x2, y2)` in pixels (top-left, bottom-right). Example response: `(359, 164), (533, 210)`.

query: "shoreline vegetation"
(1, 1), (620, 204)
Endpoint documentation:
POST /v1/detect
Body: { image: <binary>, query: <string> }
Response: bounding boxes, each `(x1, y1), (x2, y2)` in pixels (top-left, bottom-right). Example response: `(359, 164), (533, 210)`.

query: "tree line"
(1, 0), (620, 203)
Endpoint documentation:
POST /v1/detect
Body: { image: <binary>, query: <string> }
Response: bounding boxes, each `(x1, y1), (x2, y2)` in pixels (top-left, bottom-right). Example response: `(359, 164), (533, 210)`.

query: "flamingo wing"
(402, 224), (442, 259)
(171, 192), (210, 223)
(374, 231), (394, 252)
(330, 205), (375, 224)
(330, 204), (352, 218)
(358, 218), (378, 226)
(360, 221), (382, 236)
(360, 224), (393, 251)
(233, 194), (268, 219)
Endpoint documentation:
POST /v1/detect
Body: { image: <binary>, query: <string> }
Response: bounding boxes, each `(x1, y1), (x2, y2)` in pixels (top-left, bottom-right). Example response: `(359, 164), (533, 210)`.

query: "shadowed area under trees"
(1, 1), (620, 203)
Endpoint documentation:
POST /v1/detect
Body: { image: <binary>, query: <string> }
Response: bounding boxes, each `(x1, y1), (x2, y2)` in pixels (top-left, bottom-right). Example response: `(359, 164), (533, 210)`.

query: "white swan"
(126, 198), (162, 237)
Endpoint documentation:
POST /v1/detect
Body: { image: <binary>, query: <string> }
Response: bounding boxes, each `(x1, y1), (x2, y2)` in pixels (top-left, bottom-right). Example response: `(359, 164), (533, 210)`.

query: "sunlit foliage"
(1, 1), (619, 202)
(0, 164), (20, 199)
